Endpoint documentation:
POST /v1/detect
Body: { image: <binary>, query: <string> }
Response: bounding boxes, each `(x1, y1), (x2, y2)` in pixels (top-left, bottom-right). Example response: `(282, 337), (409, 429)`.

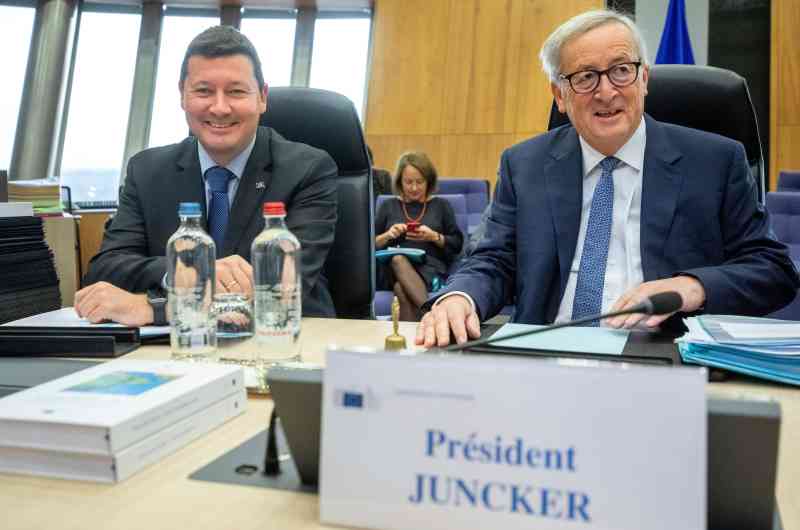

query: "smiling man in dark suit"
(75, 25), (337, 325)
(417, 9), (799, 347)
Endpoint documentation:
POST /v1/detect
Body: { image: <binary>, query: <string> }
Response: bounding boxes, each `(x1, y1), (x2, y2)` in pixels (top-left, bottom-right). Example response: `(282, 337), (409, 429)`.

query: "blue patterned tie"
(571, 156), (620, 324)
(205, 166), (234, 252)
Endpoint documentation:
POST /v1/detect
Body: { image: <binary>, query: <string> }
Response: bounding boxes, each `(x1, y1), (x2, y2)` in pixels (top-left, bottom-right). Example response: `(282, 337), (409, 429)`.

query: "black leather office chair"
(260, 87), (375, 319)
(547, 64), (766, 203)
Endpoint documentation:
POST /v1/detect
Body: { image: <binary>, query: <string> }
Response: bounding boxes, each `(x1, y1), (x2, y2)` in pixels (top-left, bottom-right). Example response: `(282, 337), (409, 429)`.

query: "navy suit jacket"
(85, 126), (338, 317)
(435, 115), (799, 324)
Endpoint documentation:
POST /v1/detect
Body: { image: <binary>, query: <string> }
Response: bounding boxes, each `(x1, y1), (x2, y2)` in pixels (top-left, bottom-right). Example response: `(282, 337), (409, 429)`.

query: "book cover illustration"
(65, 371), (181, 396)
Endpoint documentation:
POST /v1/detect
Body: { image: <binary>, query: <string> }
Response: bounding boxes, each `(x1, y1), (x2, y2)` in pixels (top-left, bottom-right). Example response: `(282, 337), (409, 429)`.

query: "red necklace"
(401, 199), (427, 223)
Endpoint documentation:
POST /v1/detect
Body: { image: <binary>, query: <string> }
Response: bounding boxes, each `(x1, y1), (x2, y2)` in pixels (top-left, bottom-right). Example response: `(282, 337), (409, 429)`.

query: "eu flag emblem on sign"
(655, 0), (695, 64)
(343, 392), (364, 408)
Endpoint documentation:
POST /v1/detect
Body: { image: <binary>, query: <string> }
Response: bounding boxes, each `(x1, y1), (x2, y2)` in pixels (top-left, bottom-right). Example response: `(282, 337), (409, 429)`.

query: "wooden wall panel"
(514, 0), (601, 133)
(776, 0), (800, 126)
(367, 135), (443, 177)
(364, 0), (451, 135)
(771, 0), (800, 189)
(438, 134), (514, 182)
(366, 133), (511, 187)
(365, 0), (603, 188)
(769, 0), (778, 191)
(441, 0), (523, 134)
(775, 126), (800, 179)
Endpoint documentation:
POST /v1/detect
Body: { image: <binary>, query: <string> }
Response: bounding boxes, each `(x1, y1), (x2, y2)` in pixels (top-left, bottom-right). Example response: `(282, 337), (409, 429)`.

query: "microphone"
(443, 291), (683, 352)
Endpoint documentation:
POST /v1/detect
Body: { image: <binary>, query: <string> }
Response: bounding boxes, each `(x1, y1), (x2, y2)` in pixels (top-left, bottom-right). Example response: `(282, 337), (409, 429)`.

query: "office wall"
(364, 0), (602, 188)
(771, 0), (800, 189)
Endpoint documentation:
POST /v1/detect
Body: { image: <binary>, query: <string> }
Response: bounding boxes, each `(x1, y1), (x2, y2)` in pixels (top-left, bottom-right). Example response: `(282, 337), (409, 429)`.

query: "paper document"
(678, 315), (800, 386)
(489, 322), (629, 355)
(692, 315), (800, 345)
(718, 322), (800, 341)
(4, 308), (169, 338)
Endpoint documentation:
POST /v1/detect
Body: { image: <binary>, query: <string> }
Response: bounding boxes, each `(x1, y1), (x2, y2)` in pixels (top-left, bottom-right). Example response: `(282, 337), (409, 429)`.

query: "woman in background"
(375, 151), (463, 321)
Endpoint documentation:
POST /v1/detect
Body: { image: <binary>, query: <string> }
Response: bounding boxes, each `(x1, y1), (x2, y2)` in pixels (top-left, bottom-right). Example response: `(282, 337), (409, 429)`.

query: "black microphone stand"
(263, 407), (281, 476)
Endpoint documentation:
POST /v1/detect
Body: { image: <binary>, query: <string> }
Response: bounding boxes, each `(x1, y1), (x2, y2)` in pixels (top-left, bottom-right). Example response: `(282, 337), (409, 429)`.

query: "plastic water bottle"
(251, 202), (302, 386)
(167, 202), (217, 361)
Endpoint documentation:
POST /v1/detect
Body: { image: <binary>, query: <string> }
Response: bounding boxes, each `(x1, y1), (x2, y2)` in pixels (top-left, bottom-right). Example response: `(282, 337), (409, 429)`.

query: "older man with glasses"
(417, 9), (799, 347)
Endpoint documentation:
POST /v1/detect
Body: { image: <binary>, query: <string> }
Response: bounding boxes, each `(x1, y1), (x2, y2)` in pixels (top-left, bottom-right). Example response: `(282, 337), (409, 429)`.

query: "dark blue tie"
(571, 156), (620, 324)
(205, 166), (234, 252)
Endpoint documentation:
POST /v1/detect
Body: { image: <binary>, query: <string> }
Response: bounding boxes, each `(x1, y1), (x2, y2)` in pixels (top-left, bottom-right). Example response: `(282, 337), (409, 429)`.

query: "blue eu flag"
(655, 0), (695, 64)
(343, 392), (363, 408)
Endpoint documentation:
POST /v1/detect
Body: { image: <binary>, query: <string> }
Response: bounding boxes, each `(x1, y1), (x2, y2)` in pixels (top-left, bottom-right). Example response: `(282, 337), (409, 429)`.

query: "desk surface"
(1, 318), (799, 530)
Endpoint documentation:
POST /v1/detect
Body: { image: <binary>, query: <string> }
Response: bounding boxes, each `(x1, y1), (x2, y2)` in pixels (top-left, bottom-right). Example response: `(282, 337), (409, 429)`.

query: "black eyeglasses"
(559, 61), (642, 94)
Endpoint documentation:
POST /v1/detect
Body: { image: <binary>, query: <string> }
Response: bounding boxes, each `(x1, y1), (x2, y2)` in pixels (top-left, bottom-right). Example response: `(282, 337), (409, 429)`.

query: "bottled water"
(251, 202), (302, 386)
(167, 202), (217, 361)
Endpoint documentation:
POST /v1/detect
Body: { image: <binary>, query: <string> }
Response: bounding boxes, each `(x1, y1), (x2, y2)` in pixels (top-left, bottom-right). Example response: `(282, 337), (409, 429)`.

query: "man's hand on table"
(74, 281), (153, 326)
(605, 276), (706, 329)
(215, 255), (254, 297)
(415, 294), (481, 348)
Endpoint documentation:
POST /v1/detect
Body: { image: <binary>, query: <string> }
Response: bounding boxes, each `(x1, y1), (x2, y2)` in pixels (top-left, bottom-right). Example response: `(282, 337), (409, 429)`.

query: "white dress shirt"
(554, 118), (646, 322)
(435, 118), (647, 323)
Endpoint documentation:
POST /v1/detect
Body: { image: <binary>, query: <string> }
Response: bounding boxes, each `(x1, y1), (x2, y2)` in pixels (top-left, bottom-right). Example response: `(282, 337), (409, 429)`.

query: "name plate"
(320, 351), (706, 530)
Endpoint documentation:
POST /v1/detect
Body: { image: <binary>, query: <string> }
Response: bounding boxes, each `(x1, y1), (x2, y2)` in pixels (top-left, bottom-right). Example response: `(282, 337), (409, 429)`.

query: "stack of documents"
(0, 360), (247, 483)
(677, 315), (800, 385)
(7, 179), (62, 214)
(0, 214), (61, 323)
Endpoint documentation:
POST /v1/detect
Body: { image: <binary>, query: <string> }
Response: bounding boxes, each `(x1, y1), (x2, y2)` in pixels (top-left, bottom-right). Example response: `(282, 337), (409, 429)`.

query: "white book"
(0, 359), (245, 455)
(0, 388), (247, 483)
(0, 201), (34, 217)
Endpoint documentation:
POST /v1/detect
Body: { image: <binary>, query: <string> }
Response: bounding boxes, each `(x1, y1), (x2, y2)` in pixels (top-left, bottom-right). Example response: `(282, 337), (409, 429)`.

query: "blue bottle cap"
(178, 202), (201, 216)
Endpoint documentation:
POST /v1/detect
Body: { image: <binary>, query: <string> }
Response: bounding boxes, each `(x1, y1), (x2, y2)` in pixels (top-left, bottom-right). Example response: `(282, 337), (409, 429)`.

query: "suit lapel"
(544, 127), (584, 301)
(640, 115), (683, 281)
(175, 137), (208, 230)
(225, 127), (274, 256)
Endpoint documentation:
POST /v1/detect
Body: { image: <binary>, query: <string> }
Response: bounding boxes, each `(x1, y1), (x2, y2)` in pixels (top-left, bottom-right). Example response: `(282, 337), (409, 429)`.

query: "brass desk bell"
(384, 296), (407, 351)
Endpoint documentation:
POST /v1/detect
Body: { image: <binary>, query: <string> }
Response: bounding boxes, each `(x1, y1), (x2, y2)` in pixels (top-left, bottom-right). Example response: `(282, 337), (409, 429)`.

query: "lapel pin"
(255, 181), (266, 190)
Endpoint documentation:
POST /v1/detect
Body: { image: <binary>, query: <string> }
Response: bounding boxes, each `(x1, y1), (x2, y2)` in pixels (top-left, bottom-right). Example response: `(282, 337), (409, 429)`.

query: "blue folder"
(679, 342), (800, 386)
(375, 247), (425, 263)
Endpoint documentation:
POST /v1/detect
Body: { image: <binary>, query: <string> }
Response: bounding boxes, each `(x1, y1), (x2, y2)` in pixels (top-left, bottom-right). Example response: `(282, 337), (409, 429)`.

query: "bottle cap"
(178, 202), (202, 216)
(263, 202), (286, 216)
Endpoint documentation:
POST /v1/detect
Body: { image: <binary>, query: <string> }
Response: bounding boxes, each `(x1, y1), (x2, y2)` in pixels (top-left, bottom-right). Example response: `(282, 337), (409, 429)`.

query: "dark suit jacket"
(435, 115), (799, 324)
(85, 126), (338, 317)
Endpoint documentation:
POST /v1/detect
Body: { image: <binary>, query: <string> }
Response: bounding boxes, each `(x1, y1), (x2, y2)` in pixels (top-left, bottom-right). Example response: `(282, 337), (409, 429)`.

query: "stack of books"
(0, 205), (61, 324)
(678, 315), (800, 385)
(7, 179), (62, 215)
(0, 359), (247, 483)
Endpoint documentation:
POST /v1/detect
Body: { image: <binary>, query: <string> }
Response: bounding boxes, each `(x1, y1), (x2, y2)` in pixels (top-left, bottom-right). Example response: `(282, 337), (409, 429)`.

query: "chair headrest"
(548, 65), (762, 164)
(778, 171), (800, 192)
(260, 87), (370, 175)
(436, 193), (468, 214)
(438, 179), (490, 195)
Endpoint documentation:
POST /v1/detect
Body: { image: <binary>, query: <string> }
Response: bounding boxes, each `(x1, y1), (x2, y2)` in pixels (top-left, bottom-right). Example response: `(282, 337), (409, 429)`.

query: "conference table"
(1, 317), (799, 530)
